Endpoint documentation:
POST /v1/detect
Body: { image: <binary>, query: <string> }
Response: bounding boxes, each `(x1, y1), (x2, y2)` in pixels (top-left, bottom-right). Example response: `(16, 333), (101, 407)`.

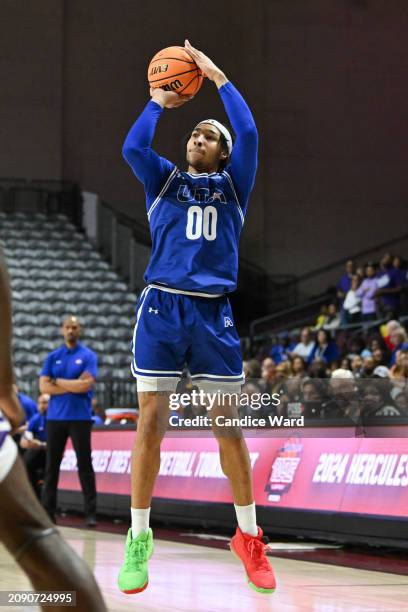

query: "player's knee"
(136, 414), (167, 445)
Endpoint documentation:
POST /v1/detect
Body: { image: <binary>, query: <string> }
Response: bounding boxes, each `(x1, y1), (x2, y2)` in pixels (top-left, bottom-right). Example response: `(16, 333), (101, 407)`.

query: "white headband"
(194, 119), (233, 154)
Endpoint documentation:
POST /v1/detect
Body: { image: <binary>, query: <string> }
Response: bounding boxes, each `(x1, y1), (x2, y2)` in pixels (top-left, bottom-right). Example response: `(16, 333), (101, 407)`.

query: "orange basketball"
(148, 46), (204, 96)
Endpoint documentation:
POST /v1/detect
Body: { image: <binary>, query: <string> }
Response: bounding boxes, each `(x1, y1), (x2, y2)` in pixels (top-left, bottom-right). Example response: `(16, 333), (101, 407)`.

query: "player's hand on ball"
(150, 87), (193, 109)
(184, 39), (226, 84)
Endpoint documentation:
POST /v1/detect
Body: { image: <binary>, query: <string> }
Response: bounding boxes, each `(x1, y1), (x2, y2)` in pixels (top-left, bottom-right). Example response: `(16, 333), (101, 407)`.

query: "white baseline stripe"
(147, 167), (178, 220)
(222, 171), (245, 226)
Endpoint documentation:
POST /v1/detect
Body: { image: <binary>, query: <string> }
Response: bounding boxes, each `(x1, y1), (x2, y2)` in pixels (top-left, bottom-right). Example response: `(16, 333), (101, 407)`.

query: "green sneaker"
(118, 528), (154, 594)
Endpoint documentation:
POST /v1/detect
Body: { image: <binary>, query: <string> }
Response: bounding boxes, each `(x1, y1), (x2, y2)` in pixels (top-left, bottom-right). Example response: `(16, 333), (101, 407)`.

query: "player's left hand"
(184, 39), (224, 82)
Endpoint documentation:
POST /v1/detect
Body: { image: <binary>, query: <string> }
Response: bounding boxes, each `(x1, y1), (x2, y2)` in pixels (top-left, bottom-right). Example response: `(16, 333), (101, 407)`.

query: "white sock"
(234, 502), (258, 536)
(131, 507), (150, 538)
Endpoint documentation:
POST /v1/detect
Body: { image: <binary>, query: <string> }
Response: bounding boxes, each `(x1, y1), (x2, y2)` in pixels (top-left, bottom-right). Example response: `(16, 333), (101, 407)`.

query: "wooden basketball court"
(1, 526), (407, 611)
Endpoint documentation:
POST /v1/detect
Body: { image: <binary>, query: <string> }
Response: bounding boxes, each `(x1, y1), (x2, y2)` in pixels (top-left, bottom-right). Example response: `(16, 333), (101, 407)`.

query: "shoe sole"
(120, 581), (148, 595)
(229, 541), (275, 594)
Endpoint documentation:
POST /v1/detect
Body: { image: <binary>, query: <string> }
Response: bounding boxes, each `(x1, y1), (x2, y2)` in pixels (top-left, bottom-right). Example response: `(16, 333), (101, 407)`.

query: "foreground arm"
(0, 251), (25, 429)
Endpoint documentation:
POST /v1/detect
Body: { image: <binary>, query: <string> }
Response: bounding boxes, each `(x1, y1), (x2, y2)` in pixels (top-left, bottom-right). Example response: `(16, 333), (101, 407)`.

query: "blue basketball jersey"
(123, 81), (258, 296)
(145, 169), (244, 294)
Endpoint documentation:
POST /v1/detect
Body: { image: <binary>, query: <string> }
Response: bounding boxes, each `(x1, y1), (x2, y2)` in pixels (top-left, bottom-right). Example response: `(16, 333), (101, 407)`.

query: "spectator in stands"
(391, 387), (408, 416)
(20, 394), (49, 499)
(308, 329), (339, 366)
(325, 370), (360, 422)
(39, 316), (98, 527)
(308, 357), (329, 379)
(375, 253), (402, 318)
(393, 256), (407, 289)
(351, 355), (363, 378)
(313, 305), (328, 330)
(355, 262), (378, 322)
(324, 304), (340, 330)
(390, 349), (408, 383)
(337, 260), (354, 323)
(291, 327), (314, 360)
(342, 275), (361, 324)
(246, 358), (262, 381)
(13, 384), (37, 422)
(389, 327), (408, 366)
(259, 357), (275, 397)
(300, 378), (326, 418)
(291, 355), (306, 378)
(91, 399), (105, 426)
(361, 355), (375, 377)
(262, 361), (290, 407)
(370, 337), (386, 353)
(360, 381), (400, 418)
(372, 348), (387, 367)
(393, 256), (408, 314)
(347, 335), (366, 357)
(340, 357), (352, 371)
(269, 335), (289, 364)
(381, 319), (400, 348)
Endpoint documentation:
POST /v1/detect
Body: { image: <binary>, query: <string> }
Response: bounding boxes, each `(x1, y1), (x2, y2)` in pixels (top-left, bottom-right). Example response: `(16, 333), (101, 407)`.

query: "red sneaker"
(230, 526), (276, 594)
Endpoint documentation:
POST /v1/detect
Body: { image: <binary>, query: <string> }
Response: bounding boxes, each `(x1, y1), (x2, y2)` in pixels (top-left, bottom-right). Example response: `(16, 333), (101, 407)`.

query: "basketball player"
(118, 40), (276, 595)
(0, 251), (107, 611)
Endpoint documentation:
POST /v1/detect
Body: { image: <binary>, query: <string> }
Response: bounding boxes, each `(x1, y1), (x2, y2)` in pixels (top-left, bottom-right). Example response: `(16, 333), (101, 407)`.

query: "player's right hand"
(150, 87), (193, 109)
(0, 390), (25, 432)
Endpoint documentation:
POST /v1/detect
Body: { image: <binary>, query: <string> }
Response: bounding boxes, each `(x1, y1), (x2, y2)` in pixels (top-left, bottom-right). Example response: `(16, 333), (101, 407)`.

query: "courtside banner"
(59, 430), (408, 518)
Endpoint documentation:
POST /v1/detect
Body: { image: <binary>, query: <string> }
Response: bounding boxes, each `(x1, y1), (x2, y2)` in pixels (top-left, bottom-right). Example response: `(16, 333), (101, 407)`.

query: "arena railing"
(18, 376), (137, 411)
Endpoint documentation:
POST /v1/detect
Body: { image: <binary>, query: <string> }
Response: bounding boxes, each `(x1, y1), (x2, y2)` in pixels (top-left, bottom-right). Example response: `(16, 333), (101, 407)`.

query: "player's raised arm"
(122, 89), (192, 198)
(185, 40), (258, 211)
(0, 251), (24, 429)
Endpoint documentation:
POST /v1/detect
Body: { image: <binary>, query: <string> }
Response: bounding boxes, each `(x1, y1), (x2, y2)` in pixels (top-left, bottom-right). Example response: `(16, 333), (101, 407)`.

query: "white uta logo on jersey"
(149, 307), (159, 314)
(224, 317), (234, 327)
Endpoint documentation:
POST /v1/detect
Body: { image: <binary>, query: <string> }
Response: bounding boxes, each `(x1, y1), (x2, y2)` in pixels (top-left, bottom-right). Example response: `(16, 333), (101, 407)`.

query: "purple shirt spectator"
(376, 267), (400, 310)
(336, 260), (354, 307)
(355, 278), (377, 314)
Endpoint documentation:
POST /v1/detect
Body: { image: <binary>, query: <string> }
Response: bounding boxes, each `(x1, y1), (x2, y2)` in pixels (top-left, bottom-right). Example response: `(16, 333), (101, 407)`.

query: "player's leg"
(118, 390), (174, 594)
(131, 391), (170, 509)
(41, 420), (69, 522)
(0, 437), (107, 612)
(189, 296), (276, 593)
(69, 420), (97, 524)
(118, 286), (184, 593)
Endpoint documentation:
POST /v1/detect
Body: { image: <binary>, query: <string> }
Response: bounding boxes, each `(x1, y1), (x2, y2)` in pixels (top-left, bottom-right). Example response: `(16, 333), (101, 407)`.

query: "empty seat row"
(6, 248), (96, 260)
(1, 230), (86, 242)
(13, 293), (133, 308)
(13, 316), (133, 333)
(13, 300), (134, 314)
(8, 267), (120, 281)
(10, 279), (129, 292)
(8, 259), (111, 271)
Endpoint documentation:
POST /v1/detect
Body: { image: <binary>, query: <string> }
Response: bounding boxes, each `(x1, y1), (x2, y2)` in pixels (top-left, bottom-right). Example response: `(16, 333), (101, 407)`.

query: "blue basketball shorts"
(131, 285), (244, 392)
